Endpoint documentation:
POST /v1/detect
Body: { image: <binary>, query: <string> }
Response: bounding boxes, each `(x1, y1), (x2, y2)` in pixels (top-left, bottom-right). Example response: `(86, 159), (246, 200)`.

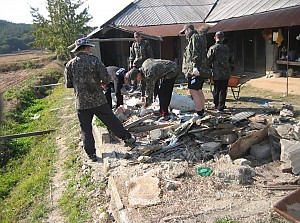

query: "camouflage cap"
(134, 31), (142, 37)
(71, 38), (95, 53)
(125, 68), (140, 81)
(179, 23), (194, 34)
(215, 31), (225, 39)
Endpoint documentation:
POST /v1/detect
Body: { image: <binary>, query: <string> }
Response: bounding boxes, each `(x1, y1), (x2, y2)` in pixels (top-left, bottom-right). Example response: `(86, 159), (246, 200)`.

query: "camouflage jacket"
(141, 58), (179, 106)
(129, 39), (153, 68)
(64, 53), (111, 110)
(182, 30), (211, 78)
(207, 41), (230, 80)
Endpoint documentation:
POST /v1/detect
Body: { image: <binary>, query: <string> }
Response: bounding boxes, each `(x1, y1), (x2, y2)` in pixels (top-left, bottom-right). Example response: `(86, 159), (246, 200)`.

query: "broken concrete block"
(287, 141), (300, 175)
(150, 127), (170, 140)
(233, 158), (252, 166)
(294, 124), (300, 141)
(250, 140), (271, 159)
(128, 176), (160, 206)
(215, 165), (255, 185)
(276, 124), (295, 140)
(280, 139), (297, 163)
(201, 142), (221, 154)
(220, 133), (237, 145)
(279, 108), (294, 117)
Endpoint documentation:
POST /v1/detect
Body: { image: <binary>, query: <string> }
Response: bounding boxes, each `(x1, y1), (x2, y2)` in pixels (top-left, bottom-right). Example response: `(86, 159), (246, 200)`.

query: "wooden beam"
(34, 83), (63, 88)
(128, 123), (174, 133)
(1, 129), (56, 140)
(124, 114), (154, 130)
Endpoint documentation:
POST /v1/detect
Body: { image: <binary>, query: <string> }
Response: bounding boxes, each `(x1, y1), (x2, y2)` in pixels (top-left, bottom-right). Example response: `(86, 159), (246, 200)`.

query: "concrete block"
(294, 125), (300, 141)
(150, 126), (173, 140)
(280, 139), (297, 163)
(215, 165), (255, 185)
(287, 141), (300, 175)
(250, 141), (271, 159)
(201, 142), (221, 154)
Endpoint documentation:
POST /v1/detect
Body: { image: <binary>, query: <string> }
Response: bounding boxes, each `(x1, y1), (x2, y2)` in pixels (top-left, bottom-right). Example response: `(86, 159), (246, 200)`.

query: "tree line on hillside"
(1, 0), (95, 58)
(0, 20), (34, 54)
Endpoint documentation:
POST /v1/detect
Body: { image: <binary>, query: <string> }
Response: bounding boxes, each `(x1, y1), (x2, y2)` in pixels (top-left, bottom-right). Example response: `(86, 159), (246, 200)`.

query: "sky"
(1, 0), (133, 27)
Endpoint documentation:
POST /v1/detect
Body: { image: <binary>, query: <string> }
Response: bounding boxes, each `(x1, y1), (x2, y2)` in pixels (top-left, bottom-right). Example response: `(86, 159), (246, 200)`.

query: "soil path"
(248, 75), (300, 95)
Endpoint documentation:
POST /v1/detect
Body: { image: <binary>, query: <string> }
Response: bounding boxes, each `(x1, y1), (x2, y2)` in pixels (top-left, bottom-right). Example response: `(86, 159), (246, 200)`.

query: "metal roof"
(209, 6), (300, 33)
(120, 23), (208, 37)
(206, 0), (300, 22)
(104, 0), (216, 27)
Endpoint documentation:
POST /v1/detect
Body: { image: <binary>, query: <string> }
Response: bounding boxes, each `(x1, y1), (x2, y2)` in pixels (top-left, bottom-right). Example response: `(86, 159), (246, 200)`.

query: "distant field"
(0, 50), (53, 65)
(0, 50), (57, 94)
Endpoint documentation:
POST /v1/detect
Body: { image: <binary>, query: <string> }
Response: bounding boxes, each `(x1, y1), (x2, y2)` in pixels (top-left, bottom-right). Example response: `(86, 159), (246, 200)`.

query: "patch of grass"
(216, 217), (240, 223)
(0, 63), (64, 222)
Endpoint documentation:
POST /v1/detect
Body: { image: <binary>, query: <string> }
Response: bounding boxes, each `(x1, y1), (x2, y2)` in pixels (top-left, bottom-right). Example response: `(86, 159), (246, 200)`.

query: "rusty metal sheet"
(209, 6), (300, 33)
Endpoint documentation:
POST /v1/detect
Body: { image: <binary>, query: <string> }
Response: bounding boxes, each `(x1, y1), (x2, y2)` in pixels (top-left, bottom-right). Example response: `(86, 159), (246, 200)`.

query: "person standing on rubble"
(125, 58), (179, 120)
(105, 66), (126, 109)
(180, 23), (211, 117)
(207, 31), (231, 113)
(64, 38), (136, 162)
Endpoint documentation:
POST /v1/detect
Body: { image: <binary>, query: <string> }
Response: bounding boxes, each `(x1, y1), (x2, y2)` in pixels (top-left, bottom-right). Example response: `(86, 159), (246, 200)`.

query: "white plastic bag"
(169, 93), (195, 112)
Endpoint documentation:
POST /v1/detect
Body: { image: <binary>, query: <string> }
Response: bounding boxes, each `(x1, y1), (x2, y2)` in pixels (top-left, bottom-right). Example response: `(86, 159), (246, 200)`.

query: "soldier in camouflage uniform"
(64, 38), (135, 161)
(129, 32), (153, 69)
(129, 32), (159, 97)
(207, 31), (230, 112)
(125, 58), (179, 118)
(180, 23), (211, 117)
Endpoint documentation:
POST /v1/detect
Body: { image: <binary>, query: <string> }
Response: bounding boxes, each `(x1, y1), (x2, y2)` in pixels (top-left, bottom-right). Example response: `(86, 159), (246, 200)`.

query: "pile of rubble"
(102, 90), (300, 183)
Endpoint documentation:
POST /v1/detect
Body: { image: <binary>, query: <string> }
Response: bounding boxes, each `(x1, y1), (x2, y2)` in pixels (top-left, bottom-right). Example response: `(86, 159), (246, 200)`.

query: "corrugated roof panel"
(152, 6), (177, 24)
(267, 0), (289, 11)
(138, 7), (162, 25)
(125, 8), (148, 26)
(168, 5), (204, 23)
(282, 0), (300, 8)
(207, 0), (300, 22)
(243, 0), (274, 15)
(187, 0), (215, 5)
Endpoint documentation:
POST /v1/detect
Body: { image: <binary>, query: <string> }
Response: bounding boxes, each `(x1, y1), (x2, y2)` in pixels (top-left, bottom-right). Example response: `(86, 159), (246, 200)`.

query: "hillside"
(0, 20), (33, 54)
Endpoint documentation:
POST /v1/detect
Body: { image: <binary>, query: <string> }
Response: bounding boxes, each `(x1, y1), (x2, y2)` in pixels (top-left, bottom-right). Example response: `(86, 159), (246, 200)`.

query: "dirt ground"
(89, 75), (300, 222)
(1, 53), (299, 222)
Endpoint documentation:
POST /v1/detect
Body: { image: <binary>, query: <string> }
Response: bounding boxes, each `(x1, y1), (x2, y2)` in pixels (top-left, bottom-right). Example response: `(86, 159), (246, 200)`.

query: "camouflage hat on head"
(71, 38), (95, 53)
(215, 31), (225, 39)
(125, 68), (140, 81)
(134, 31), (142, 37)
(179, 23), (194, 34)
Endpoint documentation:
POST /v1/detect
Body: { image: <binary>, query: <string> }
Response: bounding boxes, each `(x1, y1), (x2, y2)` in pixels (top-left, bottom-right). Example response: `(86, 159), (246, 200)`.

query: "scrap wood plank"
(128, 123), (174, 133)
(124, 114), (154, 130)
(229, 125), (269, 159)
(34, 83), (63, 88)
(0, 129), (56, 140)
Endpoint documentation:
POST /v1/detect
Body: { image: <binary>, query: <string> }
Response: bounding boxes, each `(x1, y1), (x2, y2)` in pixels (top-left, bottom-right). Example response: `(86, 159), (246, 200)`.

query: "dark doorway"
(244, 30), (255, 72)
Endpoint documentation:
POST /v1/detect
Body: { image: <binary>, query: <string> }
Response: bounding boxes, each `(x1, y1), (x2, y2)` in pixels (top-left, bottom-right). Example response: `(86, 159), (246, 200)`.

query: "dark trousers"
(105, 75), (124, 108)
(213, 79), (229, 111)
(158, 76), (177, 116)
(77, 104), (131, 156)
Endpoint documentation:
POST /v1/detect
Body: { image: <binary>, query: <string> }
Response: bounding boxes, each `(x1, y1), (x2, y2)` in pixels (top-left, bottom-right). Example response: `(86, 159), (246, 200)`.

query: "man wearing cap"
(207, 31), (231, 113)
(180, 23), (211, 117)
(64, 38), (135, 161)
(125, 58), (179, 119)
(129, 32), (153, 69)
(105, 66), (126, 108)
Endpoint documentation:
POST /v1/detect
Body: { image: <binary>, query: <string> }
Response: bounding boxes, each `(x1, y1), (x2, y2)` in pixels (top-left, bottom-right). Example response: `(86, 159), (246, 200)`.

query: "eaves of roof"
(208, 6), (300, 33)
(120, 23), (208, 37)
